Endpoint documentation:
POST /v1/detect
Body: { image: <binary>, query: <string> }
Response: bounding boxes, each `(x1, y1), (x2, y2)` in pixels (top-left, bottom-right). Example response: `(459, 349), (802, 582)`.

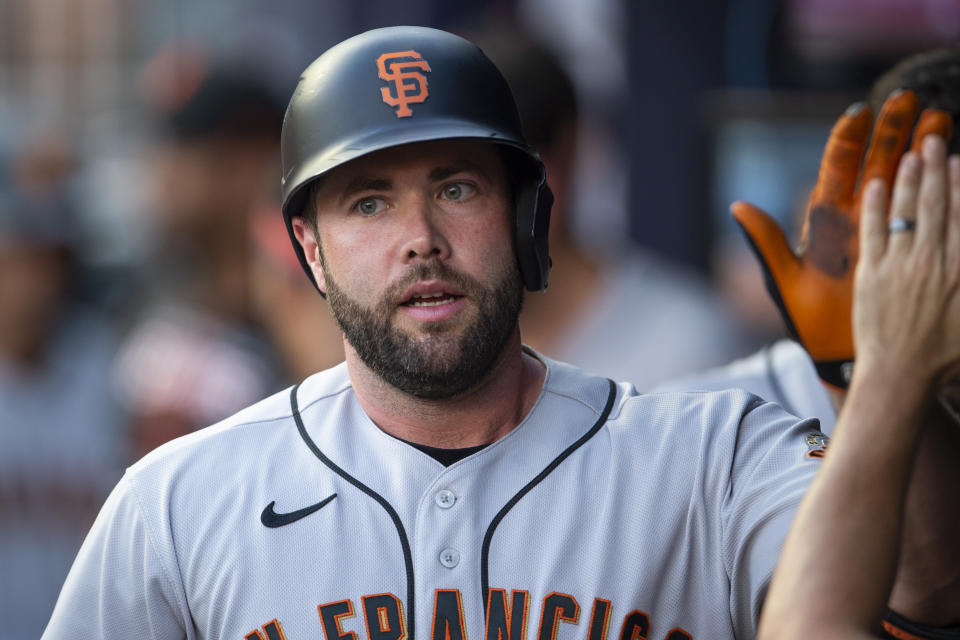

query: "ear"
(291, 217), (328, 294)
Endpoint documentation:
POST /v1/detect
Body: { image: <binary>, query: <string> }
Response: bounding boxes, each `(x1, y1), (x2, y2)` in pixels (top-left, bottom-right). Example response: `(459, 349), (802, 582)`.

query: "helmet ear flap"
(514, 166), (553, 292)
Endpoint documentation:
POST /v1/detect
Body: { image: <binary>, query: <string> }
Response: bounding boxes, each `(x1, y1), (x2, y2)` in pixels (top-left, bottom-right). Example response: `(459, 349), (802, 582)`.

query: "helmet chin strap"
(937, 392), (960, 428)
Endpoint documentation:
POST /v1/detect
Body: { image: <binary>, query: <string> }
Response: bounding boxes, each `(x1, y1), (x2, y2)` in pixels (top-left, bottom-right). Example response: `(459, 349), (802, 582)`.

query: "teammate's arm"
(757, 135), (960, 638)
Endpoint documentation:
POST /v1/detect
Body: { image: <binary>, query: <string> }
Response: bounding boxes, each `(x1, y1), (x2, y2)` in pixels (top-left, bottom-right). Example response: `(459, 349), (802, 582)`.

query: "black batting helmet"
(280, 26), (553, 293)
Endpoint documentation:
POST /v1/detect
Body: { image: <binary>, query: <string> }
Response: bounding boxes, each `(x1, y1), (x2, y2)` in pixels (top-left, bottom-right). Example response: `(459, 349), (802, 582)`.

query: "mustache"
(383, 262), (483, 306)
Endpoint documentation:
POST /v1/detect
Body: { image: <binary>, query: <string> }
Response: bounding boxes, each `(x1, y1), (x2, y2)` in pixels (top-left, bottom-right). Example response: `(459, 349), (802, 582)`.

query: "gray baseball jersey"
(653, 339), (837, 435)
(44, 349), (824, 640)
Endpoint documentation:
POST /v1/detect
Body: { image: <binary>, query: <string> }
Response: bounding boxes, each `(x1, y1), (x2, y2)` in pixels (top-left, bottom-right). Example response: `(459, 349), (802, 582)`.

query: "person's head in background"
(469, 29), (605, 352)
(140, 49), (284, 315)
(474, 27), (750, 380)
(0, 181), (79, 368)
(849, 46), (960, 410)
(869, 47), (960, 156)
(473, 30), (579, 246)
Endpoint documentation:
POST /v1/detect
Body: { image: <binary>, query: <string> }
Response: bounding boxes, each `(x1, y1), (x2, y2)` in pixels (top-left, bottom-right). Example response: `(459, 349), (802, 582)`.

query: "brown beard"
(324, 260), (524, 399)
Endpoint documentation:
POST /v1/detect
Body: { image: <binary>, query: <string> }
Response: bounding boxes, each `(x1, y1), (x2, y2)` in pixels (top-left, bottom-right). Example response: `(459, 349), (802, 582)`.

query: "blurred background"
(1, 0), (958, 634)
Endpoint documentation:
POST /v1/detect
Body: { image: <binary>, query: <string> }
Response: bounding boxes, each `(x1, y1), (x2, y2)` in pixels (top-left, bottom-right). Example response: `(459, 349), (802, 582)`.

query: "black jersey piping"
(290, 383), (417, 639)
(480, 378), (617, 610)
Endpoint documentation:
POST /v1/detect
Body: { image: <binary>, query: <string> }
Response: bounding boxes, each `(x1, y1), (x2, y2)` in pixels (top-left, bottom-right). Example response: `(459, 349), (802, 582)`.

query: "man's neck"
(344, 332), (546, 449)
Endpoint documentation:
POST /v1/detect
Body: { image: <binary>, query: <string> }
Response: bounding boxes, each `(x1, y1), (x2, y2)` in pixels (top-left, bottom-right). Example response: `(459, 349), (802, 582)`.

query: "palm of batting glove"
(732, 89), (952, 389)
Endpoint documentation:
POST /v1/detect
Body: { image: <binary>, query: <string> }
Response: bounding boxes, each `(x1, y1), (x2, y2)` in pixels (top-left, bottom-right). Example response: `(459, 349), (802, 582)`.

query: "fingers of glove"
(860, 178), (889, 266)
(909, 108), (953, 153)
(915, 135), (950, 254)
(731, 201), (801, 291)
(855, 90), (919, 204)
(809, 103), (874, 211)
(887, 150), (923, 256)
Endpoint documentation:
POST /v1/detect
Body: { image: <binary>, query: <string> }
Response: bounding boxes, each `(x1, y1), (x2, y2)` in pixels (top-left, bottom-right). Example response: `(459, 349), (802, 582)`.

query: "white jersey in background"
(550, 253), (750, 390)
(653, 339), (838, 435)
(44, 350), (825, 640)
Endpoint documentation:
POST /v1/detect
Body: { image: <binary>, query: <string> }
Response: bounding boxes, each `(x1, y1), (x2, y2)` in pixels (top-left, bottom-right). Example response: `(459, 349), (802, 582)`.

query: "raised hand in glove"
(731, 90), (952, 389)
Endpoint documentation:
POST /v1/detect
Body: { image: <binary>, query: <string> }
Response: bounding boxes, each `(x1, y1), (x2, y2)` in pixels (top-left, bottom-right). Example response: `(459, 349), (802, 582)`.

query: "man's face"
(293, 140), (523, 399)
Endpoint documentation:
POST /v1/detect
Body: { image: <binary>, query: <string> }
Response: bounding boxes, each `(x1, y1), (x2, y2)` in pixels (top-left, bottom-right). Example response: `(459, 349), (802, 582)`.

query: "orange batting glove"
(731, 90), (952, 389)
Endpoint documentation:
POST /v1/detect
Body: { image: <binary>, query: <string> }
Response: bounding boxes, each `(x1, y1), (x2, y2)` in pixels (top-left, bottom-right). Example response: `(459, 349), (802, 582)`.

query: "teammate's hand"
(853, 135), (960, 395)
(732, 90), (952, 389)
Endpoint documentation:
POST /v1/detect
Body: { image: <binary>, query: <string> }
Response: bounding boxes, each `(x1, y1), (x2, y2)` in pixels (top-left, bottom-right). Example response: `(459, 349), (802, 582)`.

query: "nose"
(399, 194), (451, 263)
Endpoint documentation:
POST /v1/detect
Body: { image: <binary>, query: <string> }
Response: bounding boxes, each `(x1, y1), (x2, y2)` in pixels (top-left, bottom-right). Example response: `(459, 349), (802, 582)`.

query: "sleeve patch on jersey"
(803, 432), (829, 459)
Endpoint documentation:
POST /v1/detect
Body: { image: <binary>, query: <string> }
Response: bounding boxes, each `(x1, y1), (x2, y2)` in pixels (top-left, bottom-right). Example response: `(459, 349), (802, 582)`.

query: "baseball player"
(760, 126), (960, 636)
(43, 27), (958, 640)
(659, 49), (960, 410)
(656, 51), (960, 638)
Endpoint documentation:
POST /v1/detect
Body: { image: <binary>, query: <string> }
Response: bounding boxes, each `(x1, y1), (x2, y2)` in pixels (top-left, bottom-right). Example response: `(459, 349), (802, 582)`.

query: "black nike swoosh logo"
(261, 493), (337, 528)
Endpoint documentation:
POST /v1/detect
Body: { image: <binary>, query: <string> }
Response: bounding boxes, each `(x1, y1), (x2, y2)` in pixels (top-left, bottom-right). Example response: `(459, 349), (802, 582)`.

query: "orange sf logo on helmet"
(377, 50), (431, 117)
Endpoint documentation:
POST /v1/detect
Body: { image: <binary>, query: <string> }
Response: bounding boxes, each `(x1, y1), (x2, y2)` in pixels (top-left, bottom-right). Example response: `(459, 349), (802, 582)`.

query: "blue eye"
(441, 182), (475, 201)
(356, 197), (386, 215)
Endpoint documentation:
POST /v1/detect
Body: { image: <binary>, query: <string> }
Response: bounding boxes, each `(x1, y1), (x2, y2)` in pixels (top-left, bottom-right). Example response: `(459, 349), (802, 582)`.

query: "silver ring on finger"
(888, 217), (917, 233)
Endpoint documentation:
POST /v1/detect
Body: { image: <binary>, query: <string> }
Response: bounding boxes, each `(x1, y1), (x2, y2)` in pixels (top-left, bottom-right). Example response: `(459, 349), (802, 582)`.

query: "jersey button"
(439, 548), (460, 568)
(434, 490), (456, 509)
